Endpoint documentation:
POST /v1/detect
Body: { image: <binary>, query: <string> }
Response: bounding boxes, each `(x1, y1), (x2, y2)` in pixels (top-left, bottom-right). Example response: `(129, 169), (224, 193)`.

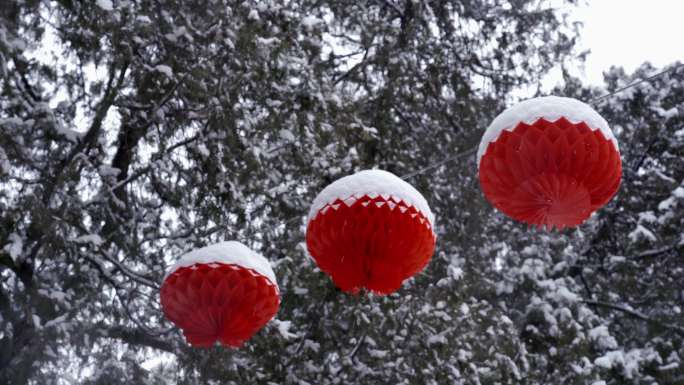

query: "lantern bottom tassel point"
(507, 172), (592, 230)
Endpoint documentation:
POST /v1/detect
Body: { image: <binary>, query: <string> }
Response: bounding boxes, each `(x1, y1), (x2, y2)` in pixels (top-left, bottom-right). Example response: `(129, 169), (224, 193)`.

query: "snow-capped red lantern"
(478, 96), (621, 229)
(306, 169), (436, 294)
(160, 241), (280, 347)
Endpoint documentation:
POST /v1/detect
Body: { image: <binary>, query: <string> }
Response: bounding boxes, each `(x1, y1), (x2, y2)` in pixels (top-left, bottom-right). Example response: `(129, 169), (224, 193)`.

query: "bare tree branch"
(582, 299), (684, 336)
(93, 324), (177, 353)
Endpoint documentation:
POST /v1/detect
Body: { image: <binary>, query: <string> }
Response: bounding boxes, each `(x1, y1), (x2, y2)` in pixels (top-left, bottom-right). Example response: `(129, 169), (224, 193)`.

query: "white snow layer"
(96, 0), (113, 11)
(307, 169), (435, 226)
(154, 65), (173, 78)
(301, 15), (322, 30)
(165, 241), (278, 287)
(477, 96), (619, 167)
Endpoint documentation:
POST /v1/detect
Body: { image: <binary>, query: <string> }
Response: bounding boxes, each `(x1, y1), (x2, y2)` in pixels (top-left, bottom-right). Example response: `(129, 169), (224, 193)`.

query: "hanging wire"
(402, 62), (683, 180)
(155, 62), (684, 338)
(400, 147), (476, 180)
(590, 62), (684, 104)
(248, 62), (683, 238)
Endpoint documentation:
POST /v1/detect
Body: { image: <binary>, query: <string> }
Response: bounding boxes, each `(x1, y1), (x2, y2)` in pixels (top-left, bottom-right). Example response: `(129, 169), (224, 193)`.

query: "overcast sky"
(568, 0), (684, 85)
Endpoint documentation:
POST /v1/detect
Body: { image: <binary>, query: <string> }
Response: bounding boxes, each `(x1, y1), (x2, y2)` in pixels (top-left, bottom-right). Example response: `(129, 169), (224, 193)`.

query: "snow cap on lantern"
(306, 169), (436, 295)
(160, 241), (280, 348)
(478, 96), (622, 229)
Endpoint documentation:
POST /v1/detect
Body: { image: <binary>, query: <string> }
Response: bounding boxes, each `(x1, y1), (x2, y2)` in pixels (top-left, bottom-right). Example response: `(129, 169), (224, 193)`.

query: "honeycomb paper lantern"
(477, 96), (621, 229)
(306, 169), (436, 294)
(160, 241), (279, 347)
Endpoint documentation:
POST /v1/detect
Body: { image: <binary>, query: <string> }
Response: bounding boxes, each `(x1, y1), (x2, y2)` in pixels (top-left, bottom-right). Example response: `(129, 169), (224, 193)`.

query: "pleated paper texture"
(479, 117), (622, 229)
(160, 263), (280, 347)
(306, 194), (436, 294)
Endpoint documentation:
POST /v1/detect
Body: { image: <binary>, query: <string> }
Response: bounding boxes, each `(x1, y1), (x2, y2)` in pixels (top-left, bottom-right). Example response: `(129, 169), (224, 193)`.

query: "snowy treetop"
(307, 169), (435, 226)
(165, 241), (278, 288)
(477, 96), (618, 166)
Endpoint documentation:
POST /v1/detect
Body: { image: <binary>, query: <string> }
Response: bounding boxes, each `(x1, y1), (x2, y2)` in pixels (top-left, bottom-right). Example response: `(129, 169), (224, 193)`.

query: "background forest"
(0, 0), (683, 384)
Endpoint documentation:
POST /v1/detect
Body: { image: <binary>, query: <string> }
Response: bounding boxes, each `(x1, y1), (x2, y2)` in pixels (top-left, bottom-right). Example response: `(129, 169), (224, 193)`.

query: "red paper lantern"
(478, 96), (621, 229)
(160, 242), (279, 347)
(306, 169), (436, 294)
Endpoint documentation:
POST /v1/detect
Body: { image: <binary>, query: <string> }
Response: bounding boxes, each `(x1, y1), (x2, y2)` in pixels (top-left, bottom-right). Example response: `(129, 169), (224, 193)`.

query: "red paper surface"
(306, 195), (436, 294)
(160, 263), (280, 347)
(479, 117), (621, 229)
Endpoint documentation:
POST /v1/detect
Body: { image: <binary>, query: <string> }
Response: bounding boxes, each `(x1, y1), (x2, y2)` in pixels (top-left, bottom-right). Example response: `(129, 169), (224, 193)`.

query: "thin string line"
(403, 62), (683, 180)
(400, 147), (476, 180)
(248, 62), (683, 237)
(590, 62), (683, 104)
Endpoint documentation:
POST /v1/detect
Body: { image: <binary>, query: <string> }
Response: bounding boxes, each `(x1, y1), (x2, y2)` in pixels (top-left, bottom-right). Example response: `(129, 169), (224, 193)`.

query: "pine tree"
(2, 0), (682, 384)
